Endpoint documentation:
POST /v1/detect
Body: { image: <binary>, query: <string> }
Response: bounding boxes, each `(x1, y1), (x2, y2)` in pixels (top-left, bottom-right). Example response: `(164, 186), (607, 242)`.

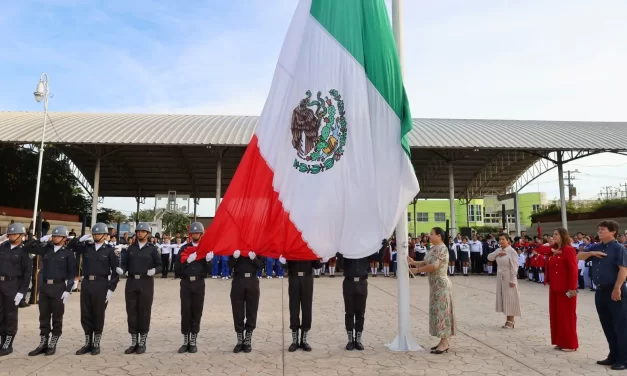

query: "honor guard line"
(0, 113), (626, 351)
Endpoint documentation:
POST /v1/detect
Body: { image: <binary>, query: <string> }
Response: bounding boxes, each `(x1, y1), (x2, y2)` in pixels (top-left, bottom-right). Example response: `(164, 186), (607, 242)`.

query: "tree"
(129, 209), (156, 223)
(96, 208), (127, 224)
(0, 145), (90, 214)
(162, 210), (191, 236)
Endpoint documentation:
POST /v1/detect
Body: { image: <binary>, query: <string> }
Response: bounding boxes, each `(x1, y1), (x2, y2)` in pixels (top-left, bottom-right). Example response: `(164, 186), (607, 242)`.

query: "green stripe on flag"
(310, 0), (412, 157)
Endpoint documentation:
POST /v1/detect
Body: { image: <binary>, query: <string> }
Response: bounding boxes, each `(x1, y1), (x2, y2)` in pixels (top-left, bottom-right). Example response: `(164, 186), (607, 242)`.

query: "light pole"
(32, 73), (50, 235)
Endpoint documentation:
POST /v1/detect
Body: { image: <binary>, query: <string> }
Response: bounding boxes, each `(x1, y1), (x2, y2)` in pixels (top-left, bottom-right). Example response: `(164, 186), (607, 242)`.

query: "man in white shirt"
(469, 235), (483, 274)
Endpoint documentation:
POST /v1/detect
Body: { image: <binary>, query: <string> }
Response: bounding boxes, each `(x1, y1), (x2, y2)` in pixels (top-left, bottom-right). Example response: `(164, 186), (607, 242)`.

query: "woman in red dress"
(534, 228), (579, 351)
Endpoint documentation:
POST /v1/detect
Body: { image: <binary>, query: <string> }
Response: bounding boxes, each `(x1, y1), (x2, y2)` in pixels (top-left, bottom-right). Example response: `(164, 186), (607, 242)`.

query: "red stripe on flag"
(188, 135), (318, 261)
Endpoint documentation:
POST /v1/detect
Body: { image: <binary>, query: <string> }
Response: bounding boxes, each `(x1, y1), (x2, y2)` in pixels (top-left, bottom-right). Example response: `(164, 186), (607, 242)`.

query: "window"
(532, 204), (541, 213)
(468, 205), (483, 222)
(416, 212), (429, 222)
(407, 212), (412, 222)
(434, 212), (446, 222)
(484, 213), (500, 224)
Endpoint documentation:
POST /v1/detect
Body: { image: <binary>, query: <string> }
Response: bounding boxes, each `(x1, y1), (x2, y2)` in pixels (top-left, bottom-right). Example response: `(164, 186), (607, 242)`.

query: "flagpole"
(387, 0), (421, 352)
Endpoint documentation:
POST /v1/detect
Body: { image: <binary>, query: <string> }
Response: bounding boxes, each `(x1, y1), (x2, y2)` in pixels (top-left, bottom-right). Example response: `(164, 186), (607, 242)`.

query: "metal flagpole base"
(386, 334), (423, 352)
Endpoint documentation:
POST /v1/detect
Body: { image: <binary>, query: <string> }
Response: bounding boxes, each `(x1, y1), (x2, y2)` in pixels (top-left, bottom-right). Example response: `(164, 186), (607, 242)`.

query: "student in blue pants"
(221, 255), (231, 280)
(211, 257), (221, 279)
(266, 257), (275, 279)
(276, 262), (284, 279)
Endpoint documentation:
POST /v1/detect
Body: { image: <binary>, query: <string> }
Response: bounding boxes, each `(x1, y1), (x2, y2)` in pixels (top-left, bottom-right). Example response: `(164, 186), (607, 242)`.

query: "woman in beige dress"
(408, 227), (455, 354)
(487, 233), (521, 329)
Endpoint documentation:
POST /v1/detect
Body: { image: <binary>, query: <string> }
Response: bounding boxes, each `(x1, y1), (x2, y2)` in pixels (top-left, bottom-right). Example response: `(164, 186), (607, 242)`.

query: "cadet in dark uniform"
(229, 250), (263, 353)
(341, 252), (379, 351)
(0, 223), (32, 356)
(279, 255), (324, 352)
(68, 223), (120, 355)
(175, 222), (212, 354)
(117, 222), (161, 355)
(25, 226), (76, 356)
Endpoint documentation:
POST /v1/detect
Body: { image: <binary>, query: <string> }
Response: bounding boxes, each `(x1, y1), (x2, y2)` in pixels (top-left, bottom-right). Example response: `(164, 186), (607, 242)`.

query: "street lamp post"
(32, 73), (50, 235)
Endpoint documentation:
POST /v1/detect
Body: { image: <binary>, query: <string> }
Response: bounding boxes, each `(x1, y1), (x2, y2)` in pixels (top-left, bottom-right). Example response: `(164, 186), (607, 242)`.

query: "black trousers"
(595, 284), (627, 363)
(0, 279), (19, 336)
(80, 278), (108, 334)
(577, 271), (585, 290)
(28, 257), (38, 304)
(342, 278), (368, 332)
(180, 278), (205, 334)
(288, 275), (314, 332)
(125, 277), (154, 334)
(161, 254), (171, 278)
(230, 276), (260, 333)
(471, 252), (482, 273)
(38, 282), (66, 336)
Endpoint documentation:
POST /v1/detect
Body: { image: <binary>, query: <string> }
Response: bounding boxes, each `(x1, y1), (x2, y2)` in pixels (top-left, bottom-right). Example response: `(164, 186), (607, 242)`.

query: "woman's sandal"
(502, 321), (515, 329)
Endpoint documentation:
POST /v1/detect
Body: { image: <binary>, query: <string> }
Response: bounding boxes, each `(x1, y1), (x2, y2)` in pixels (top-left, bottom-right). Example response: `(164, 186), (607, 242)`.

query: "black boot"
(76, 334), (92, 355)
(178, 333), (189, 353)
(124, 334), (138, 354)
(91, 334), (102, 355)
(233, 332), (244, 353)
(0, 335), (14, 356)
(354, 331), (364, 351)
(45, 335), (59, 356)
(242, 331), (253, 353)
(136, 333), (147, 355)
(188, 333), (197, 354)
(345, 330), (354, 351)
(287, 331), (299, 352)
(300, 330), (312, 352)
(28, 335), (48, 356)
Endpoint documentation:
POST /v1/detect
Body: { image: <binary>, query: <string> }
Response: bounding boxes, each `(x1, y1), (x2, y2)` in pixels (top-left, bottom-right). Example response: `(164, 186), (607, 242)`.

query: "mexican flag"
(188, 0), (419, 262)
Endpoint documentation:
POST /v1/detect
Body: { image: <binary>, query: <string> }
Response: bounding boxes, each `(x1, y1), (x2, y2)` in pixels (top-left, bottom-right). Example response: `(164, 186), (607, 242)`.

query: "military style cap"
(91, 222), (108, 234)
(135, 222), (151, 233)
(51, 225), (69, 237)
(7, 222), (27, 235)
(190, 222), (204, 234)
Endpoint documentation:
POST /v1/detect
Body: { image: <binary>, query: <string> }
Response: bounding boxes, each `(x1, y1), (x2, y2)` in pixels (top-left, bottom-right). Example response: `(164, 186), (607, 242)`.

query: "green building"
(407, 192), (548, 236)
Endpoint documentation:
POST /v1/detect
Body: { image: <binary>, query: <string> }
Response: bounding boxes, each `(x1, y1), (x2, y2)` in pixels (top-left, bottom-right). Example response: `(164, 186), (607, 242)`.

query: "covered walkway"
(1, 111), (626, 234)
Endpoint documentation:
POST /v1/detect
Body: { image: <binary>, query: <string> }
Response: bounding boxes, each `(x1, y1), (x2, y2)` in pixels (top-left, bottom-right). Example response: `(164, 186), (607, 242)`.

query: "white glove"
(61, 291), (70, 304)
(40, 235), (51, 242)
(79, 234), (92, 242)
(0, 234), (7, 243)
(147, 268), (156, 276)
(187, 252), (197, 263)
(233, 250), (241, 259)
(206, 251), (214, 262)
(14, 293), (24, 306)
(279, 255), (287, 264)
(321, 257), (330, 263)
(249, 251), (256, 260)
(116, 267), (124, 276)
(105, 290), (113, 303)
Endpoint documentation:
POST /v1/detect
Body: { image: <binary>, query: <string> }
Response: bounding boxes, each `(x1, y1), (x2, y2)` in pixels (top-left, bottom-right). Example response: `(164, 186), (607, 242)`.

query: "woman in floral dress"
(408, 227), (455, 354)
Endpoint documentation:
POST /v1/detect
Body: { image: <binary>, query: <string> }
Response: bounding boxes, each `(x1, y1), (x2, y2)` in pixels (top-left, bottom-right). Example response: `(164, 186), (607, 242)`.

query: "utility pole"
(620, 183), (627, 200)
(599, 186), (615, 200)
(563, 169), (579, 203)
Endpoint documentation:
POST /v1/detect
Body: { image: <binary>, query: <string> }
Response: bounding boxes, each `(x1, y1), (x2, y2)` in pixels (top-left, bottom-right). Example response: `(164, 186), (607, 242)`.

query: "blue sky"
(1, 0), (626, 216)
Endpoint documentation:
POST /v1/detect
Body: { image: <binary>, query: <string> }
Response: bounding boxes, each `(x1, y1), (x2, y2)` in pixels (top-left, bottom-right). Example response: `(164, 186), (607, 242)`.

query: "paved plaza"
(0, 274), (614, 376)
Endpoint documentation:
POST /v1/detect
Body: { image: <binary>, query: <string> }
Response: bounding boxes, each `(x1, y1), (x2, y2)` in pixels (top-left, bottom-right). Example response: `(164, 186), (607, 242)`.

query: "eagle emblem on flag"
(291, 89), (347, 174)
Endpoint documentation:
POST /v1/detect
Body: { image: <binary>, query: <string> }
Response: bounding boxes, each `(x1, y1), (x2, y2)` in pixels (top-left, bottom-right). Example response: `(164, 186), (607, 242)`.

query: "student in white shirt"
(159, 237), (173, 278)
(414, 241), (427, 276)
(458, 237), (471, 276)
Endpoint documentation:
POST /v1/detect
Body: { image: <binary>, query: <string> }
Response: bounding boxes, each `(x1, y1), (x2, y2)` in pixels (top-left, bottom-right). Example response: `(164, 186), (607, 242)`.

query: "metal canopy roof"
(1, 112), (626, 200)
